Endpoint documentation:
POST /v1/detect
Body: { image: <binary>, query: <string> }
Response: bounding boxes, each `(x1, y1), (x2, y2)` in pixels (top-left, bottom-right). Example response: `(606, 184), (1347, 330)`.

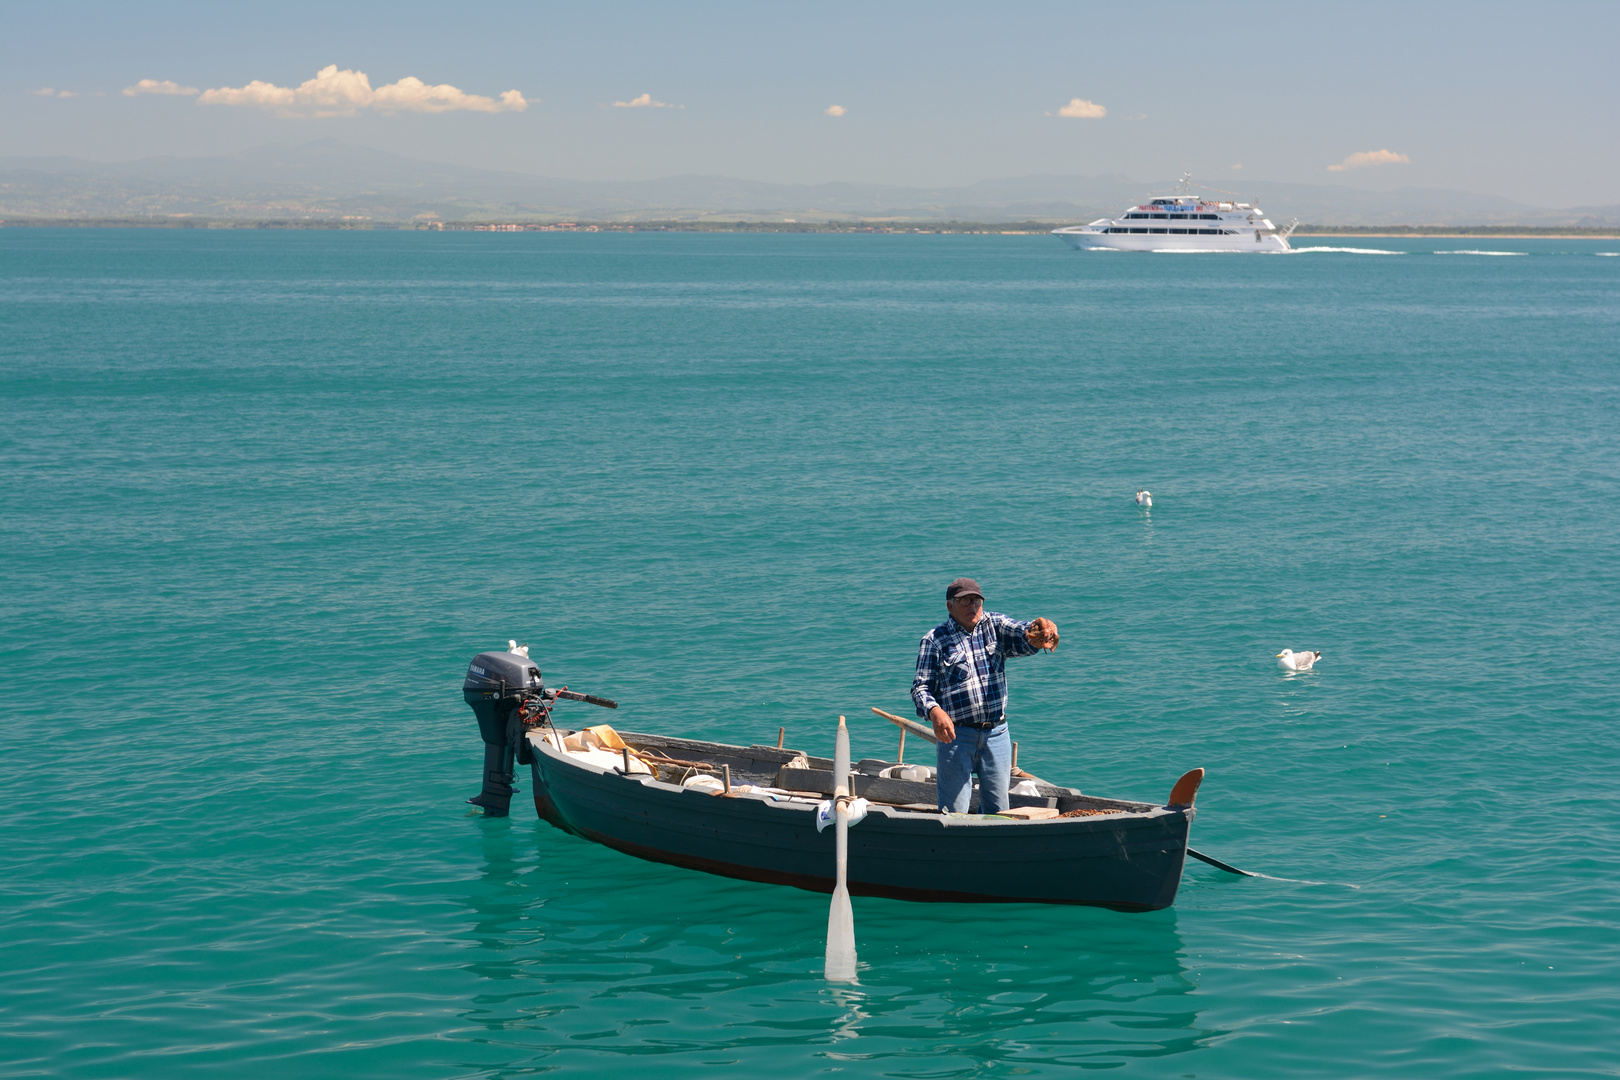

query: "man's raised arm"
(993, 612), (1058, 654)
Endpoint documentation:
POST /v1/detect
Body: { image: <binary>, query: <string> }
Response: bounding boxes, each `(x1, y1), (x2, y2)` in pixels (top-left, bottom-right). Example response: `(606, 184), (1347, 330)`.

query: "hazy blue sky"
(5, 0), (1617, 206)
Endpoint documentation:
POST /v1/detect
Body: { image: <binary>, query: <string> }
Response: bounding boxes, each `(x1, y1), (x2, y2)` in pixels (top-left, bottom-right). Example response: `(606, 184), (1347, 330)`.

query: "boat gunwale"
(527, 727), (1175, 825)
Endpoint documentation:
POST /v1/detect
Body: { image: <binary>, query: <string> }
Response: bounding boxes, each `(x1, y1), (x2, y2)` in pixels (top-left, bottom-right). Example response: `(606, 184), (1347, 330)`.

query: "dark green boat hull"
(528, 729), (1192, 911)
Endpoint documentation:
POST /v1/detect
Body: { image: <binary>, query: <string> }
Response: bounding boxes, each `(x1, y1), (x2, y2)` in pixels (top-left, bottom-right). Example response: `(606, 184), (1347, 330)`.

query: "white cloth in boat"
(554, 724), (653, 774)
(815, 798), (870, 832)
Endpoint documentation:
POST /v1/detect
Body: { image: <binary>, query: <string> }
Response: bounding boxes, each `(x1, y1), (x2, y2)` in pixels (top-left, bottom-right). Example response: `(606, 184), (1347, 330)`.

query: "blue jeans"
(936, 724), (1011, 814)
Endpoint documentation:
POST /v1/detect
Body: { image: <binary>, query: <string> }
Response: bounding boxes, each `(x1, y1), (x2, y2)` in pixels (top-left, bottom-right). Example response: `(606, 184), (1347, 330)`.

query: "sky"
(4, 0), (1618, 207)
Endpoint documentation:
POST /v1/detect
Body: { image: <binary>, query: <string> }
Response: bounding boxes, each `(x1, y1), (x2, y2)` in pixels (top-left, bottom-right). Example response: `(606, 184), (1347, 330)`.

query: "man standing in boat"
(912, 578), (1059, 814)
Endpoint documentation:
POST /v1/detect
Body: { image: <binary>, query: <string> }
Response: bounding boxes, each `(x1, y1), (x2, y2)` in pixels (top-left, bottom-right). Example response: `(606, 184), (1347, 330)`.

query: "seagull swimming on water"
(1276, 649), (1322, 671)
(1135, 490), (1152, 507)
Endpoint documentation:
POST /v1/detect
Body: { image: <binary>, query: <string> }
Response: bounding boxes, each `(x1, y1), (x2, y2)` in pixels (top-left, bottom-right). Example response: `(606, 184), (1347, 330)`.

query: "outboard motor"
(463, 644), (544, 817)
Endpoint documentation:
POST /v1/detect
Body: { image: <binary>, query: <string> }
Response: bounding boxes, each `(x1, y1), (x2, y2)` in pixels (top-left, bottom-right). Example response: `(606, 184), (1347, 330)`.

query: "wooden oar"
(870, 707), (937, 743)
(865, 723), (1254, 876)
(824, 715), (858, 982)
(870, 707), (1049, 782)
(874, 709), (1253, 876)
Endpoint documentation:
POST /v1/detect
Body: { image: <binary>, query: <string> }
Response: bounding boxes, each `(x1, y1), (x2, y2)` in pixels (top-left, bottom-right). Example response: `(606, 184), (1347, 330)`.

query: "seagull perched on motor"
(1276, 649), (1321, 671)
(508, 640), (530, 657)
(1135, 490), (1152, 507)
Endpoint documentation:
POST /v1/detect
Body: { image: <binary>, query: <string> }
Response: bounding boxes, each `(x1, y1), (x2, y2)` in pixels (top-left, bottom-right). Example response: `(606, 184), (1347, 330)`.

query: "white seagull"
(508, 640), (530, 657)
(1276, 649), (1322, 671)
(1135, 490), (1152, 507)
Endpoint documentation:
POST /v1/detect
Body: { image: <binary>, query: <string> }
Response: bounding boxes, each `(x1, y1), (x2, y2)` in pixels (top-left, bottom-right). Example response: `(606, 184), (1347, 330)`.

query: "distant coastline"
(0, 217), (1058, 235)
(3, 217), (1618, 238)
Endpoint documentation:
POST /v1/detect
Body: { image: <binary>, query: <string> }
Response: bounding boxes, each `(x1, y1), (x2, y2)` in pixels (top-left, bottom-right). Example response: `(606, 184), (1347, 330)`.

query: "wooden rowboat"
(519, 724), (1203, 912)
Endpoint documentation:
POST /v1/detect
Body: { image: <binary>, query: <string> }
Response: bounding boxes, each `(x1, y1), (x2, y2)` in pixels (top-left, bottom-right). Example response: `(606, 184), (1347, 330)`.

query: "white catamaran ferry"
(1053, 175), (1298, 252)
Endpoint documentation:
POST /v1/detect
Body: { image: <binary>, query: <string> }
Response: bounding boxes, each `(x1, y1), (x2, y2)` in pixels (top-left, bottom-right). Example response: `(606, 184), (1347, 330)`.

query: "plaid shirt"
(912, 611), (1040, 729)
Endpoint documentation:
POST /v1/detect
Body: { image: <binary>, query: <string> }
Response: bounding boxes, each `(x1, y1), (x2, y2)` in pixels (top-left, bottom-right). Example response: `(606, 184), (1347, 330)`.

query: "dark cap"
(946, 577), (984, 602)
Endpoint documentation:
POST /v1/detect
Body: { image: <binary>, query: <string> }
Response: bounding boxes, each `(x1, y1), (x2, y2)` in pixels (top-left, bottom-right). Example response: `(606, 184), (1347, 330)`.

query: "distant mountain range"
(3, 140), (1617, 227)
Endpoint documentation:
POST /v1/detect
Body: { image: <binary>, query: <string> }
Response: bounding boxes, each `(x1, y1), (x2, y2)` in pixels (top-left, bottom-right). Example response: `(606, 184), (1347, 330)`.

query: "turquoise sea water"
(2, 230), (1617, 1077)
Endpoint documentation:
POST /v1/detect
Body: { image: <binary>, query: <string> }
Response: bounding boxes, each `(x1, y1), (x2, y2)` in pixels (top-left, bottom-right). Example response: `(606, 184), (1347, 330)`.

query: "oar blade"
(824, 881), (857, 981)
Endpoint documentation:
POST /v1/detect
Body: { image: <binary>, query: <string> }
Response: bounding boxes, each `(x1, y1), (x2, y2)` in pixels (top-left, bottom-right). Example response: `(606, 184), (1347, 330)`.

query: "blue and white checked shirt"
(911, 612), (1041, 729)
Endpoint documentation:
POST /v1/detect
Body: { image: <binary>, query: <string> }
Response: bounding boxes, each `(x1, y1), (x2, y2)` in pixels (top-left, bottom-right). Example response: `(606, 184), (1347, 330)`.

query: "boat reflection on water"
(456, 824), (545, 994)
(800, 904), (1212, 1070)
(450, 825), (1214, 1071)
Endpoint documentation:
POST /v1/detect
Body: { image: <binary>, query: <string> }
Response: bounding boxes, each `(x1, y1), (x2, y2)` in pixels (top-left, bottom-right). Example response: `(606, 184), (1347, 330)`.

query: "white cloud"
(1049, 97), (1106, 119)
(56, 90), (78, 98)
(1328, 148), (1410, 172)
(371, 77), (527, 114)
(31, 87), (55, 96)
(612, 92), (677, 109)
(1231, 163), (1243, 170)
(123, 79), (200, 97)
(195, 65), (527, 118)
(825, 104), (846, 117)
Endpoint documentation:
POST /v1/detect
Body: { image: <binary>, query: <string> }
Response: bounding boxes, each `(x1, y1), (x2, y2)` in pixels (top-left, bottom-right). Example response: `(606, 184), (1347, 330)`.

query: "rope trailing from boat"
(1187, 847), (1354, 888)
(1186, 847), (1258, 877)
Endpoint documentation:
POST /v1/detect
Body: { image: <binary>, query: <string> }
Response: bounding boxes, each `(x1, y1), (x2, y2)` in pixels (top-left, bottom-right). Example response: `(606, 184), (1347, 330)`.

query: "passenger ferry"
(1053, 175), (1297, 252)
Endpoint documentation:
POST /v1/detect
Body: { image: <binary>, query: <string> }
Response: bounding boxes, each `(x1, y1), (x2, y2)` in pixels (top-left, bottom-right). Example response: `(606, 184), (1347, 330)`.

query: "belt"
(955, 720), (1004, 730)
